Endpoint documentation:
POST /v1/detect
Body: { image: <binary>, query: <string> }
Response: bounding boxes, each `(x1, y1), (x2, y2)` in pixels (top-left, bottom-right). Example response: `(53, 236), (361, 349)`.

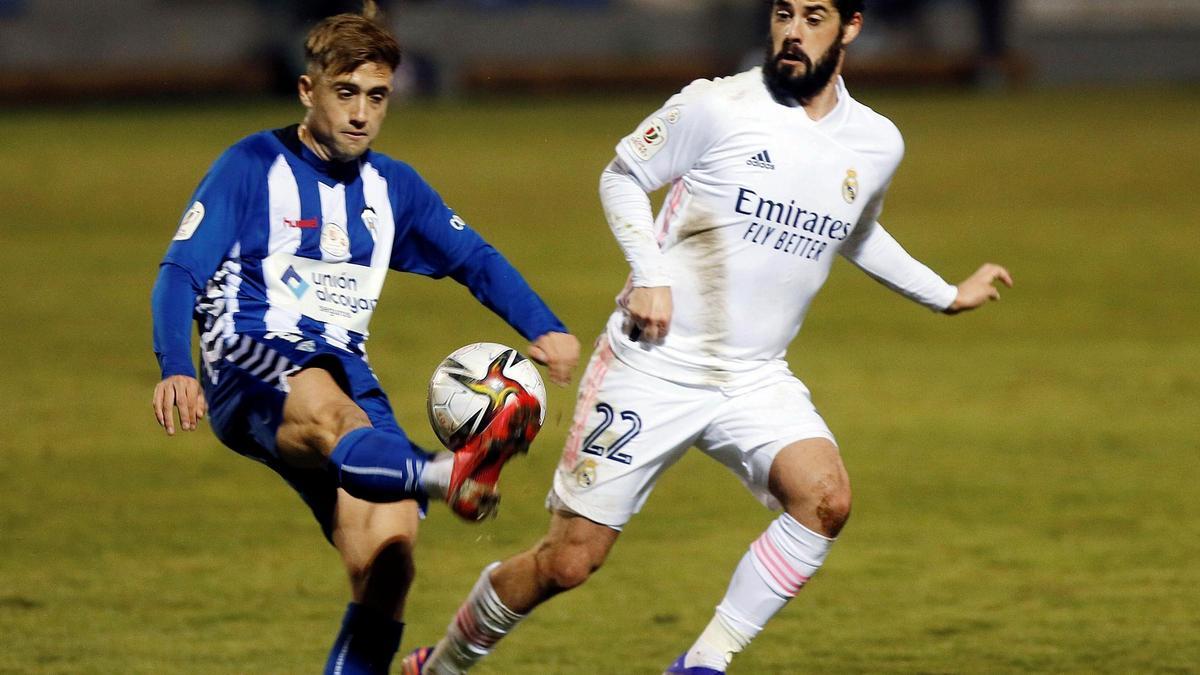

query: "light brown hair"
(304, 0), (401, 77)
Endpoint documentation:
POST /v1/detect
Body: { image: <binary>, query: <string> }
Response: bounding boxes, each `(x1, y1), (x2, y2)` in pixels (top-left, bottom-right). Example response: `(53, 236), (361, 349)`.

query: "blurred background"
(2, 1), (1198, 673)
(1, 0), (1198, 102)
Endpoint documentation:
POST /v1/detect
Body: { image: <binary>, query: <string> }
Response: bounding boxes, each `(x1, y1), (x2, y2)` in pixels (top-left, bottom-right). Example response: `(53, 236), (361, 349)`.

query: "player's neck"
(297, 123), (334, 163)
(768, 81), (840, 121)
(800, 82), (840, 121)
(763, 66), (843, 121)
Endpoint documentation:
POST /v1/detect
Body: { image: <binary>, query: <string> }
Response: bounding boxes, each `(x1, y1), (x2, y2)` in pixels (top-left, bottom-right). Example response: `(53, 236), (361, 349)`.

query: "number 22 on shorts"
(579, 403), (641, 465)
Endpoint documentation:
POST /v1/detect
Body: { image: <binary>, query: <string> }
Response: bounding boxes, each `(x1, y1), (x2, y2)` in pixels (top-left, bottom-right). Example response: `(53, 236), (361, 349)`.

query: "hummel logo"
(746, 150), (775, 170)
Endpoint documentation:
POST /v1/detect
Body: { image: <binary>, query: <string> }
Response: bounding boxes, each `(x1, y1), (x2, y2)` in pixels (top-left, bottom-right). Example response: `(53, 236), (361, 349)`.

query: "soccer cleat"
(399, 645), (432, 675)
(663, 653), (725, 675)
(446, 390), (542, 522)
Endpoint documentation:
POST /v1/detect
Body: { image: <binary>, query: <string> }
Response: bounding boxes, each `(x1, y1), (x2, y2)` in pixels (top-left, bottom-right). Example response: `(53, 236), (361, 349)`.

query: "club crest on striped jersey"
(842, 169), (859, 203)
(361, 207), (379, 241)
(173, 201), (205, 240)
(628, 117), (668, 161)
(320, 221), (350, 258)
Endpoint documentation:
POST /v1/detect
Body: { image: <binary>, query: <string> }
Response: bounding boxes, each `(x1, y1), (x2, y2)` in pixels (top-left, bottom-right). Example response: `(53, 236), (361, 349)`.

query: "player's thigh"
(699, 375), (838, 511)
(550, 338), (716, 529)
(277, 361), (372, 466)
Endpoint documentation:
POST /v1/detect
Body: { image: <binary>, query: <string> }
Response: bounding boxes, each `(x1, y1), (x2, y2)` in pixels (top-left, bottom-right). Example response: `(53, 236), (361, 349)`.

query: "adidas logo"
(746, 150), (775, 170)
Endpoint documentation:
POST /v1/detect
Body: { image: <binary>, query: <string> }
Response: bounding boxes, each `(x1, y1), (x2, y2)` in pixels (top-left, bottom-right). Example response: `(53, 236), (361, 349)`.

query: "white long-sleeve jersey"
(601, 68), (957, 388)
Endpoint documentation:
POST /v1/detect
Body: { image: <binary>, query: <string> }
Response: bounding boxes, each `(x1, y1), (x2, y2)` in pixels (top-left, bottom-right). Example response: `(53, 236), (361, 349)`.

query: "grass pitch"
(1, 86), (1197, 673)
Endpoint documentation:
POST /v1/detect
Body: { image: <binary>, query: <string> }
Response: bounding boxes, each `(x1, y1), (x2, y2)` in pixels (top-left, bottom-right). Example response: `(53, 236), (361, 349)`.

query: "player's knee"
(782, 471), (851, 538)
(282, 401), (372, 462)
(813, 476), (852, 537)
(316, 402), (372, 446)
(538, 542), (603, 593)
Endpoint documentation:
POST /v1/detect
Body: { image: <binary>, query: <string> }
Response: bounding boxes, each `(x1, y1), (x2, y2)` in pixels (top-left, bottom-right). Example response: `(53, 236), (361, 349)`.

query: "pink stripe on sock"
(455, 606), (498, 648)
(752, 534), (809, 596)
(761, 533), (811, 588)
(751, 537), (798, 595)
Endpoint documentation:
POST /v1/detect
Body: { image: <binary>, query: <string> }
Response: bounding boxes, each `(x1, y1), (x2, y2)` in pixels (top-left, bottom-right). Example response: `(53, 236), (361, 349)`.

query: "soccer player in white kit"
(405, 1), (1013, 673)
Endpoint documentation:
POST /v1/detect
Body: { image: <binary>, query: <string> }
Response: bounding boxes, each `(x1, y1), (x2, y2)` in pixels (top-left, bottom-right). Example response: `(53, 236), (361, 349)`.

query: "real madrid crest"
(320, 221), (350, 258)
(574, 459), (598, 488)
(842, 169), (859, 204)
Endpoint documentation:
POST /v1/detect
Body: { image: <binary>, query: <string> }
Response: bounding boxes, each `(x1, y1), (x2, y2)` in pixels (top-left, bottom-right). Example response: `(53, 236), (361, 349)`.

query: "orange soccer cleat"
(446, 390), (542, 521)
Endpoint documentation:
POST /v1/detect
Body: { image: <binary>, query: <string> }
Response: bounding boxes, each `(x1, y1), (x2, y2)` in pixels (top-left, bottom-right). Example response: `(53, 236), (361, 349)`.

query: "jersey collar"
(274, 124), (363, 183)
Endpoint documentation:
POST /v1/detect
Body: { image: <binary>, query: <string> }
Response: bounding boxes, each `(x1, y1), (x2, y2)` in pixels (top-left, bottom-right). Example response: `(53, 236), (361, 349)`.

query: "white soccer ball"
(427, 342), (547, 451)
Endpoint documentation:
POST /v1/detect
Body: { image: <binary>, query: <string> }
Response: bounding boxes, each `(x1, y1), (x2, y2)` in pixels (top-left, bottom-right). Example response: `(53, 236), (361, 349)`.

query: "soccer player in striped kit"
(405, 1), (1011, 673)
(149, 3), (579, 673)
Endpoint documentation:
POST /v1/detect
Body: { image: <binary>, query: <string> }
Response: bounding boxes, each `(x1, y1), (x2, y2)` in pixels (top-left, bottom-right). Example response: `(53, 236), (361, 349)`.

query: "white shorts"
(548, 336), (836, 529)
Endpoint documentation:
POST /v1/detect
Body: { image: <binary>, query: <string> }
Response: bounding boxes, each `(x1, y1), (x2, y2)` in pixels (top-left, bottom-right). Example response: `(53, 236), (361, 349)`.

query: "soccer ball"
(427, 342), (547, 451)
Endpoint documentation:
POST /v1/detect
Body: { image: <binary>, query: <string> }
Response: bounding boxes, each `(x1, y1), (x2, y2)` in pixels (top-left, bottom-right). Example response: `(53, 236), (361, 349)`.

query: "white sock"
(425, 562), (524, 674)
(684, 513), (834, 669)
(682, 611), (755, 670)
(419, 452), (454, 500)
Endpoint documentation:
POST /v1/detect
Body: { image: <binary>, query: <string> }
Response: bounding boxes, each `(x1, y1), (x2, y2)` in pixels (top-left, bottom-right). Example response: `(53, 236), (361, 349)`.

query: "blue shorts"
(201, 333), (421, 542)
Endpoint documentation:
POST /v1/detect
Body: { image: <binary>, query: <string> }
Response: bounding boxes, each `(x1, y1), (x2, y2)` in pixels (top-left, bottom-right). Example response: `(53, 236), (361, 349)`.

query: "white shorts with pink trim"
(547, 334), (836, 529)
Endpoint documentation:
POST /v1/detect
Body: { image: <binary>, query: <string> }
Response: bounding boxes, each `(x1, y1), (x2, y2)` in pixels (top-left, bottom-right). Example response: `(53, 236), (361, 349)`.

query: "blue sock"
(324, 602), (404, 675)
(330, 427), (430, 502)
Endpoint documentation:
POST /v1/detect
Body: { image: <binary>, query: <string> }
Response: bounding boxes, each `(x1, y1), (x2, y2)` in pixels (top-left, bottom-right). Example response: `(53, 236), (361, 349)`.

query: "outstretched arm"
(840, 220), (959, 311)
(945, 263), (1013, 314)
(841, 220), (1012, 314)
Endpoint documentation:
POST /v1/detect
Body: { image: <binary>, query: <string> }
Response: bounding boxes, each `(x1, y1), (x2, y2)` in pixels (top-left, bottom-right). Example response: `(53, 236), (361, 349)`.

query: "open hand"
(528, 331), (580, 387)
(947, 263), (1013, 314)
(153, 374), (207, 435)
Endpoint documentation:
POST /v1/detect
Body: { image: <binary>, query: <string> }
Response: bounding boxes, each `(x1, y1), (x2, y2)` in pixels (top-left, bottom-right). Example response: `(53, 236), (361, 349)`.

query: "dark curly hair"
(834, 0), (865, 20)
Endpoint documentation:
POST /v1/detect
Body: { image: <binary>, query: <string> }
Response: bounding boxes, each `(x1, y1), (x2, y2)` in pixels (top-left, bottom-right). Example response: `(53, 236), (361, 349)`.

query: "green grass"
(1, 86), (1198, 673)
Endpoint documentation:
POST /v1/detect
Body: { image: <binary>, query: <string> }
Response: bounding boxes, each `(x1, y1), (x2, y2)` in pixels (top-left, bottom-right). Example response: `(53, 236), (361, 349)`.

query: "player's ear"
(841, 12), (863, 45)
(298, 74), (316, 108)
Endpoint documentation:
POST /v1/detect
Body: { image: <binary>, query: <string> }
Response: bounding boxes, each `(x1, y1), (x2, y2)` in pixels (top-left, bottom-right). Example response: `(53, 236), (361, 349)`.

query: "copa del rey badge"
(842, 169), (859, 204)
(628, 116), (668, 161)
(173, 201), (205, 240)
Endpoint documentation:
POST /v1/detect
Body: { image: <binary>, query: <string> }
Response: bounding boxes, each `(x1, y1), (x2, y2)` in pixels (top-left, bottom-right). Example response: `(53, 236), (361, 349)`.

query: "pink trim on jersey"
(454, 605), (498, 648)
(751, 533), (810, 597)
(657, 180), (686, 244)
(562, 336), (616, 468)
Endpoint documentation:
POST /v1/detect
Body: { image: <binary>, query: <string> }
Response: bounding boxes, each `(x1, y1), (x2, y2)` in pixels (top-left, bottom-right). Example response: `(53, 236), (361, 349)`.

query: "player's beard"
(763, 29), (844, 102)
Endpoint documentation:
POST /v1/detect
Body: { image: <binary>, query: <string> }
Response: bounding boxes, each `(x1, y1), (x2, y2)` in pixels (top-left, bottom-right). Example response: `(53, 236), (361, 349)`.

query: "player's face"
(765, 1), (860, 100)
(299, 61), (393, 162)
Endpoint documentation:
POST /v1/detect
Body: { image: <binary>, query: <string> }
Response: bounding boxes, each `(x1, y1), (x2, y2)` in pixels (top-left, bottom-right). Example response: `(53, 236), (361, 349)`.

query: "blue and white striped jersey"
(153, 125), (565, 392)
